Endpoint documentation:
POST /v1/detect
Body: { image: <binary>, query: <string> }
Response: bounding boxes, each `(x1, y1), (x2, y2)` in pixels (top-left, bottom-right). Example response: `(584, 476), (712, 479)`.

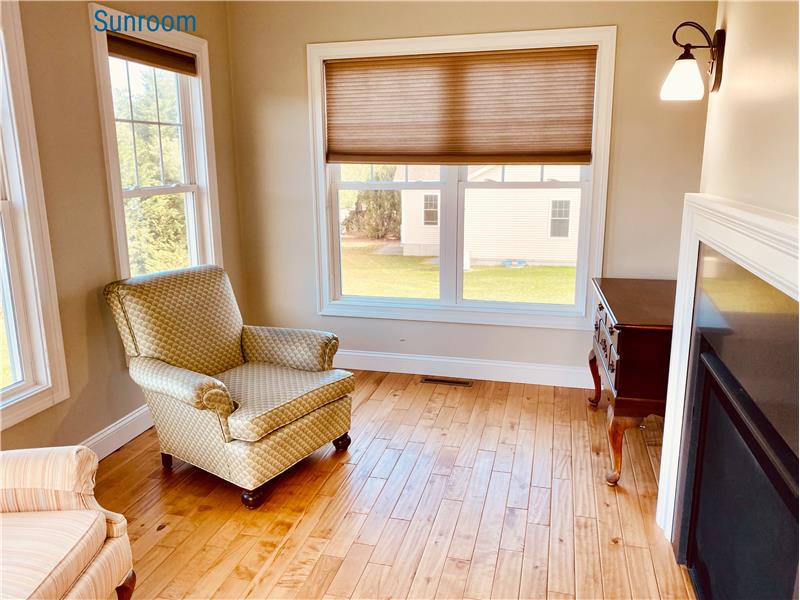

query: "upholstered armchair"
(103, 265), (353, 508)
(0, 446), (135, 600)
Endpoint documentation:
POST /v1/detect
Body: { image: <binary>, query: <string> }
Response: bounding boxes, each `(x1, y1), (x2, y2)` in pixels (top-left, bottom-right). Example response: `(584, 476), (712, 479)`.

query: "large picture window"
(90, 4), (222, 278)
(309, 27), (616, 328)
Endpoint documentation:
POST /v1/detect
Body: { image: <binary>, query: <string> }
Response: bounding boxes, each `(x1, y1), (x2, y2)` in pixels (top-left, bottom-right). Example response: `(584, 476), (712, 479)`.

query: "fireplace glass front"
(676, 244), (798, 599)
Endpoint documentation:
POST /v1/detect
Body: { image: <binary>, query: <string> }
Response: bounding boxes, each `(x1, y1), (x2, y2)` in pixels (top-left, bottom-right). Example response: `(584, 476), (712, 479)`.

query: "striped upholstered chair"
(0, 445), (135, 600)
(103, 265), (353, 508)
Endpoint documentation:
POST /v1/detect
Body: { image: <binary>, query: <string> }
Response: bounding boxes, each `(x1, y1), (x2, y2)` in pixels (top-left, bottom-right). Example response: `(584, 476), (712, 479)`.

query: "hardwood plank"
(352, 562), (392, 599)
(508, 428), (535, 509)
(520, 523), (549, 600)
(491, 549), (523, 600)
(463, 470), (511, 599)
(324, 542), (374, 598)
(407, 498), (462, 599)
(436, 557), (471, 600)
(528, 486), (551, 526)
(532, 395), (554, 488)
(574, 515), (603, 600)
(499, 507), (527, 552)
(548, 478), (575, 597)
(626, 544), (661, 600)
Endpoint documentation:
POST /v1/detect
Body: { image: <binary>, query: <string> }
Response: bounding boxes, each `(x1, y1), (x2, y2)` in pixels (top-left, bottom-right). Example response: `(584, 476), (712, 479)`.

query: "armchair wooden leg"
(333, 432), (351, 451)
(161, 453), (172, 469)
(115, 570), (136, 600)
(241, 482), (270, 509)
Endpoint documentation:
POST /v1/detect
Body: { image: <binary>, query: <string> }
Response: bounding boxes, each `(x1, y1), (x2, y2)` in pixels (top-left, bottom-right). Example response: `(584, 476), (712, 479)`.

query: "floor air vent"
(419, 376), (474, 387)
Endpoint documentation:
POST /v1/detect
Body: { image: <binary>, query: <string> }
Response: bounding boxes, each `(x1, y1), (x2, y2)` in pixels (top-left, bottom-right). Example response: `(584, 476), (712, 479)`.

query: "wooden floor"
(96, 371), (695, 600)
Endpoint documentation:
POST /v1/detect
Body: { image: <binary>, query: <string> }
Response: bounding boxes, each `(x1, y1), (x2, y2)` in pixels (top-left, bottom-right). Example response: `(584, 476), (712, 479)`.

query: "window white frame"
(0, 1), (69, 429)
(308, 27), (616, 330)
(423, 194), (439, 226)
(549, 199), (571, 239)
(89, 3), (223, 279)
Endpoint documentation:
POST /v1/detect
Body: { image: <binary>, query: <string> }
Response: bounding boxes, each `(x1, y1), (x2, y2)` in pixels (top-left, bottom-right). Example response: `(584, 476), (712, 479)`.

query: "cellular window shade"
(106, 32), (197, 77)
(324, 46), (598, 165)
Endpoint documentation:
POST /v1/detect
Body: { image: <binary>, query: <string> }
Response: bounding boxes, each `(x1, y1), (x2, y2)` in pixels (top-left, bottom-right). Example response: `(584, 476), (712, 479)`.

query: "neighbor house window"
(423, 194), (439, 226)
(550, 199), (571, 238)
(309, 27), (615, 328)
(1, 2), (69, 428)
(91, 6), (223, 278)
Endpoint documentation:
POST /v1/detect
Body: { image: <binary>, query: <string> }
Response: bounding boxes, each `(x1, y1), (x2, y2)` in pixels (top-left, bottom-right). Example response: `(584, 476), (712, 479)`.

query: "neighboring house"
(400, 165), (581, 267)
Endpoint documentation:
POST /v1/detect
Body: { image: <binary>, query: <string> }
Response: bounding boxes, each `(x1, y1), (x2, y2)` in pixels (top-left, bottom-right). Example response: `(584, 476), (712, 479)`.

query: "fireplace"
(672, 244), (798, 599)
(655, 195), (798, 599)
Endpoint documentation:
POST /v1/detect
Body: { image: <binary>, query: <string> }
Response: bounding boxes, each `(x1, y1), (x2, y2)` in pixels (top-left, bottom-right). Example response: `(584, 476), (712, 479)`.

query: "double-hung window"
(309, 27), (615, 329)
(90, 4), (222, 278)
(1, 2), (69, 428)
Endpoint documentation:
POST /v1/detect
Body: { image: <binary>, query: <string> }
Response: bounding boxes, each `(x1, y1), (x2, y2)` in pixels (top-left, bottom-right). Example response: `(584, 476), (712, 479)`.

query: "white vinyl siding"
(401, 188), (580, 264)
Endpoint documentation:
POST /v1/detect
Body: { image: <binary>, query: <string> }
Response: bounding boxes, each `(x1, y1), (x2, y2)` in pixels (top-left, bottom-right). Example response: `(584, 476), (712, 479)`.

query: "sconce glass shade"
(660, 55), (705, 101)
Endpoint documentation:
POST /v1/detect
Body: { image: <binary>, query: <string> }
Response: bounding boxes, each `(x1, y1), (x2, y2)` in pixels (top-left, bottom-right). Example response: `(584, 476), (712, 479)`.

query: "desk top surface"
(592, 277), (677, 329)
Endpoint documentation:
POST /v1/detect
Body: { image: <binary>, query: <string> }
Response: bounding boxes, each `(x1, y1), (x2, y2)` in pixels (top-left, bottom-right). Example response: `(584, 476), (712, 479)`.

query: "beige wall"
(227, 2), (714, 369)
(700, 0), (798, 214)
(1, 1), (245, 449)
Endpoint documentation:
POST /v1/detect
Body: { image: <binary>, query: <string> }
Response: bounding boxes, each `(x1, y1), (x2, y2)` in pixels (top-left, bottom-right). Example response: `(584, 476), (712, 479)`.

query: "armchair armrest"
(242, 325), (340, 371)
(0, 446), (127, 537)
(129, 357), (234, 416)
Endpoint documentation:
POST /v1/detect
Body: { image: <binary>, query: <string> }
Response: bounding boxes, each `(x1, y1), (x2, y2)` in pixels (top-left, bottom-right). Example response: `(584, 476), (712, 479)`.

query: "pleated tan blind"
(324, 46), (598, 165)
(107, 32), (197, 76)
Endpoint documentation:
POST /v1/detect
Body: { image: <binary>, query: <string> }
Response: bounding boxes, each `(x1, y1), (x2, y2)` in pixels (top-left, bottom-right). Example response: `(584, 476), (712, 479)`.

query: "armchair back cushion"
(103, 265), (245, 375)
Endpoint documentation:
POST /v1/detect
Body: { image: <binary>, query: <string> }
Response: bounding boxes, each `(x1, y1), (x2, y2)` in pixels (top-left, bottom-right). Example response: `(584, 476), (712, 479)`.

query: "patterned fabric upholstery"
(103, 265), (354, 493)
(226, 397), (352, 489)
(0, 446), (133, 600)
(130, 356), (234, 417)
(63, 536), (132, 600)
(0, 510), (107, 600)
(242, 326), (340, 371)
(103, 265), (245, 375)
(219, 363), (354, 442)
(0, 446), (128, 538)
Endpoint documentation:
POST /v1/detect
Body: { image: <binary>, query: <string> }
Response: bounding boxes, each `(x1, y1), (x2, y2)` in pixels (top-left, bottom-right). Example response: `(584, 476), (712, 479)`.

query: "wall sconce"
(660, 21), (726, 101)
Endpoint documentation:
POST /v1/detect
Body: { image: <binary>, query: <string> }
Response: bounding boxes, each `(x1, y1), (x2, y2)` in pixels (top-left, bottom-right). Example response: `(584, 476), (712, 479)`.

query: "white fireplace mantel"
(656, 193), (799, 539)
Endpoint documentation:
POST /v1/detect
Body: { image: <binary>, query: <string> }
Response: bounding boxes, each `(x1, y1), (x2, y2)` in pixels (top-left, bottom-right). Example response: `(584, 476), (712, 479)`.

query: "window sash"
(329, 164), (589, 310)
(0, 0), (69, 426)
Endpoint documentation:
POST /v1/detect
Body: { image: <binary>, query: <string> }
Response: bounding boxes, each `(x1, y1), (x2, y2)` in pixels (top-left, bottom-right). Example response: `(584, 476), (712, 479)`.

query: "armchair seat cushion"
(0, 510), (106, 600)
(219, 363), (355, 442)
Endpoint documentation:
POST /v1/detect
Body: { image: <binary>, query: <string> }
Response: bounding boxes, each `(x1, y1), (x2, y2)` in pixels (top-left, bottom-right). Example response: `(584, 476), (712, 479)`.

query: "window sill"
(1, 382), (69, 431)
(320, 298), (593, 330)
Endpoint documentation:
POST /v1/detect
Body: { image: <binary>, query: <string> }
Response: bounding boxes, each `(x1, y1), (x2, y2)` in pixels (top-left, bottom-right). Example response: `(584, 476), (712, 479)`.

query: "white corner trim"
(655, 193), (798, 542)
(81, 404), (154, 460)
(334, 349), (593, 388)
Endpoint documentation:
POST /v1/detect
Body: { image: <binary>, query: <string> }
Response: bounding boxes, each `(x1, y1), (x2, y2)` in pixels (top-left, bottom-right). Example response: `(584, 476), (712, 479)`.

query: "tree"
(341, 165), (401, 239)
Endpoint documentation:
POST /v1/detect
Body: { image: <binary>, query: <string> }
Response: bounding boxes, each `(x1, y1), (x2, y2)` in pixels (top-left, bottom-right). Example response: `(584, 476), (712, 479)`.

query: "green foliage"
(124, 195), (189, 276)
(341, 165), (401, 239)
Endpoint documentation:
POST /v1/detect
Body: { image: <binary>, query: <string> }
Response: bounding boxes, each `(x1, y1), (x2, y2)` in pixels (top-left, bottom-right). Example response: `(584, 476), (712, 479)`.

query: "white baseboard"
(334, 349), (593, 388)
(81, 404), (154, 460)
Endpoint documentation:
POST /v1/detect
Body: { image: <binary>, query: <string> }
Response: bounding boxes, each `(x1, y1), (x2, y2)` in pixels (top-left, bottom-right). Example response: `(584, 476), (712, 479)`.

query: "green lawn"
(341, 240), (576, 304)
